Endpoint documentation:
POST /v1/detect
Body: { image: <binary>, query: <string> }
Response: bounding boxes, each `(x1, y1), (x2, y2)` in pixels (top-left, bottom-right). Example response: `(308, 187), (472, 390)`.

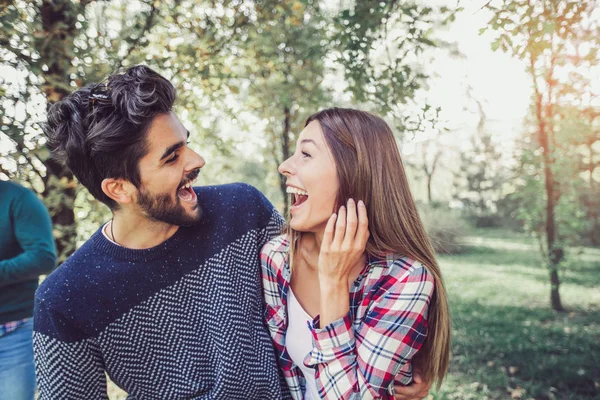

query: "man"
(34, 65), (431, 399)
(0, 179), (56, 400)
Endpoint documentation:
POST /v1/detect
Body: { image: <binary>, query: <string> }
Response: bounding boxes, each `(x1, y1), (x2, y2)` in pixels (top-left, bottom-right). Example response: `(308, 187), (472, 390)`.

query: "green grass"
(432, 229), (600, 400)
(107, 229), (600, 399)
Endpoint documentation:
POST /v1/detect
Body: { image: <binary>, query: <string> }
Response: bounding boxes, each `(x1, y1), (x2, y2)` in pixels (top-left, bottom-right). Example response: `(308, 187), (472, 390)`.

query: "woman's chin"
(289, 218), (327, 234)
(289, 220), (307, 232)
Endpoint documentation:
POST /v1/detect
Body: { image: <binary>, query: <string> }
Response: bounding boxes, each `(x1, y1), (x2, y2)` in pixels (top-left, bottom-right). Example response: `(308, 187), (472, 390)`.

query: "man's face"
(135, 111), (205, 226)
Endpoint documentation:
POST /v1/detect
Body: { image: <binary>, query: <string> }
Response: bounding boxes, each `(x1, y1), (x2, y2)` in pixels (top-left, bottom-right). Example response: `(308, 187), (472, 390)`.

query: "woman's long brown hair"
(288, 107), (450, 388)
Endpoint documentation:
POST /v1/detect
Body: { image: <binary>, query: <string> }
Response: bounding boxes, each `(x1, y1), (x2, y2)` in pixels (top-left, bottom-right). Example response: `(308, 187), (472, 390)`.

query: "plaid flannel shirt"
(261, 235), (434, 400)
(0, 317), (30, 338)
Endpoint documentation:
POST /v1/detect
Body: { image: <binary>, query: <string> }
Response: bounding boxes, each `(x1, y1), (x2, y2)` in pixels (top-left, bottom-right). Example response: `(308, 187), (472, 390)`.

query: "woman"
(261, 108), (450, 400)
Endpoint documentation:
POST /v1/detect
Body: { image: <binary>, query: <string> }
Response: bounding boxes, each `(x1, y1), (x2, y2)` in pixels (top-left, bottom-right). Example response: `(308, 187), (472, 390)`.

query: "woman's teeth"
(286, 187), (308, 196)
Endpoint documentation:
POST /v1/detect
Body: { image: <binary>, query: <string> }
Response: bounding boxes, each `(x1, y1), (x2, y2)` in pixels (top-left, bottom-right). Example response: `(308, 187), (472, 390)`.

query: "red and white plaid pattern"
(0, 317), (30, 337)
(261, 235), (434, 400)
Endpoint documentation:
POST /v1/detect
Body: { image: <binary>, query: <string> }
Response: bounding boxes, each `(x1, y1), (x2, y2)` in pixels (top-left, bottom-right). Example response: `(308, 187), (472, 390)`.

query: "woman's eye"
(301, 151), (311, 158)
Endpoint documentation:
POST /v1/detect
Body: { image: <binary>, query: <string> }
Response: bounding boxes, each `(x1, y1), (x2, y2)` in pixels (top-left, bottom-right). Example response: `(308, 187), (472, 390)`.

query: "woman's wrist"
(319, 276), (349, 293)
(318, 279), (350, 327)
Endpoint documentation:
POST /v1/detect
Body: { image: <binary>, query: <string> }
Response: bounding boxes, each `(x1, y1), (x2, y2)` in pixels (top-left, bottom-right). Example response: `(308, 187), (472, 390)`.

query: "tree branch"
(0, 38), (34, 65)
(114, 0), (158, 70)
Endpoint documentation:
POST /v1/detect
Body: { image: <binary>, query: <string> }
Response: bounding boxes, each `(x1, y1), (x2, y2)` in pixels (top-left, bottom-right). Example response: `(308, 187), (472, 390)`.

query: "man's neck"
(109, 212), (179, 250)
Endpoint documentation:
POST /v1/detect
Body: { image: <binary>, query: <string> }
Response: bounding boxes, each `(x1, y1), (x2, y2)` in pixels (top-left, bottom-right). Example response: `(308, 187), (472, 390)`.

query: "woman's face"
(279, 120), (339, 233)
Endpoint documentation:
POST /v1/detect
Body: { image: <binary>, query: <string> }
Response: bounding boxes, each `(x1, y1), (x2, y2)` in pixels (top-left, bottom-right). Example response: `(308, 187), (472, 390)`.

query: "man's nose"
(187, 148), (205, 171)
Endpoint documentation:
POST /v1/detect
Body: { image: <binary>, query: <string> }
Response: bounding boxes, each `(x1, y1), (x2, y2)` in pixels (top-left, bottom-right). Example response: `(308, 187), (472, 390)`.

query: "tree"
(1, 0), (252, 261)
(453, 90), (506, 225)
(236, 1), (329, 215)
(236, 0), (457, 213)
(1, 0), (93, 262)
(332, 0), (456, 136)
(484, 0), (600, 311)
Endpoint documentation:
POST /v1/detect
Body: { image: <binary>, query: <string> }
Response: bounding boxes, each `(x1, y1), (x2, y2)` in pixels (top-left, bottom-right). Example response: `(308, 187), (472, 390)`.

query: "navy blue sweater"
(33, 183), (287, 400)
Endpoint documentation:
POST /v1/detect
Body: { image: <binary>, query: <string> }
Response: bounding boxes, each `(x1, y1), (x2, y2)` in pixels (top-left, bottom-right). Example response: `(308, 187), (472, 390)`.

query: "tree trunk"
(426, 174), (432, 204)
(543, 156), (564, 311)
(535, 91), (564, 312)
(37, 0), (82, 263)
(279, 106), (292, 216)
(586, 141), (599, 245)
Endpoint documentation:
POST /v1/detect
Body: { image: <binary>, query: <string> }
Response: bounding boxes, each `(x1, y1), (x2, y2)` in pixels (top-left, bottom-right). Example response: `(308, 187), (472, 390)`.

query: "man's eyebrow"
(160, 131), (190, 161)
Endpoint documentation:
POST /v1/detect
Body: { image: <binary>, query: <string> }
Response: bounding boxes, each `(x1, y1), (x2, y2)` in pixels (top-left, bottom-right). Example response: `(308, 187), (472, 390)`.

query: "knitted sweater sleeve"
(33, 295), (108, 399)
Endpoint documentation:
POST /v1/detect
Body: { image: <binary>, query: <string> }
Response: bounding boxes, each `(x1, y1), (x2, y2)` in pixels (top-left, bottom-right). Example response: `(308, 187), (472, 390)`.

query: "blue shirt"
(0, 180), (56, 324)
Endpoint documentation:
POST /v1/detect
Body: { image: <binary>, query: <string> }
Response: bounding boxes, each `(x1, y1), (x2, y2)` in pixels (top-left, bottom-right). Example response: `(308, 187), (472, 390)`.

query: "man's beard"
(137, 187), (202, 227)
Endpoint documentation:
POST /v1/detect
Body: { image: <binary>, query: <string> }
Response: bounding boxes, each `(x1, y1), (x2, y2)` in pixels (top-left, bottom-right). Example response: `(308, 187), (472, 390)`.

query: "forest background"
(1, 0), (599, 398)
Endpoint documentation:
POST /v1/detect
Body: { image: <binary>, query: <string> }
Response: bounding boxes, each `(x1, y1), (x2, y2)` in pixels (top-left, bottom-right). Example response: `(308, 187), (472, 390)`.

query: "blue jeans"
(0, 318), (36, 400)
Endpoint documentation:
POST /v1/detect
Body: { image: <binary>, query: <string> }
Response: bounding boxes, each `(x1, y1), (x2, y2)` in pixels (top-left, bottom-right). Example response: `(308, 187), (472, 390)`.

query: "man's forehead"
(146, 112), (187, 146)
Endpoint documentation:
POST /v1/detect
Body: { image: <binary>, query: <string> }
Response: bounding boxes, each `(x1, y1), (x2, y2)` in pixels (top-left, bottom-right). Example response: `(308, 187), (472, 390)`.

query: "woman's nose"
(278, 157), (293, 176)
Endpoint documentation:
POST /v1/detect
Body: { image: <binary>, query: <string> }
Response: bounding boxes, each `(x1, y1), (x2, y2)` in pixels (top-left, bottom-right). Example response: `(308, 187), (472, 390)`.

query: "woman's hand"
(393, 369), (432, 400)
(318, 198), (370, 285)
(317, 198), (369, 327)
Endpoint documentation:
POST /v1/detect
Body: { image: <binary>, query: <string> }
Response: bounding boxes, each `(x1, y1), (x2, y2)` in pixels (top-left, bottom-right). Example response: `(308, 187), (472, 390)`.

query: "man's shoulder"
(195, 182), (268, 204)
(35, 236), (99, 305)
(195, 182), (277, 219)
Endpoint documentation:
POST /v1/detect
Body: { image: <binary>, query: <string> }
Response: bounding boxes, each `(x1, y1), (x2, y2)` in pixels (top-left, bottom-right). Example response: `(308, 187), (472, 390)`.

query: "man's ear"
(101, 178), (136, 205)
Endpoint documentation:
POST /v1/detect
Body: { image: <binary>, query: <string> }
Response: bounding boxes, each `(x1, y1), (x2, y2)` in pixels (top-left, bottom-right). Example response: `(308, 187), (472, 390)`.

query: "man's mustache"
(180, 169), (200, 187)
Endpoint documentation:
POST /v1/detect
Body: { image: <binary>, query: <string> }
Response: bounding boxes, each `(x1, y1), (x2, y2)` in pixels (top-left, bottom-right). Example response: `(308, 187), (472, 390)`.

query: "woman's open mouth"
(287, 186), (308, 209)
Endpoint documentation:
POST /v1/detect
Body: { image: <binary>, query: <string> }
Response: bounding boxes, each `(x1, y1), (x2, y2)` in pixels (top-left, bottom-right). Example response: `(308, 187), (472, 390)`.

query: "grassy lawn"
(432, 229), (600, 400)
(107, 229), (599, 399)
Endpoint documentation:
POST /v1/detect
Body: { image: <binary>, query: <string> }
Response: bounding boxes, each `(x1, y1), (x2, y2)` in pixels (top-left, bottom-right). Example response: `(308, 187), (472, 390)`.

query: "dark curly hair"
(44, 65), (176, 209)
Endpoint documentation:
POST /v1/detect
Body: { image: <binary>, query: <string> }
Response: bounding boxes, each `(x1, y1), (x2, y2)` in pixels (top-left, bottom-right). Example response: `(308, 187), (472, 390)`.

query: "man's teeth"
(179, 182), (193, 190)
(286, 187), (308, 196)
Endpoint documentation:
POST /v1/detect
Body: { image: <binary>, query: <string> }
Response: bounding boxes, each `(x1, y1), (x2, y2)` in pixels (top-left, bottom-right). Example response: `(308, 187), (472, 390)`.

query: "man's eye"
(166, 154), (180, 164)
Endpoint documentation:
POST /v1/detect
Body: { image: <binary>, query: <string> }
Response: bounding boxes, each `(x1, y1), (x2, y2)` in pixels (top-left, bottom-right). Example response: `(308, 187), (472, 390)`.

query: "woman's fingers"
(342, 199), (358, 247)
(357, 200), (370, 246)
(334, 205), (346, 245)
(322, 213), (337, 251)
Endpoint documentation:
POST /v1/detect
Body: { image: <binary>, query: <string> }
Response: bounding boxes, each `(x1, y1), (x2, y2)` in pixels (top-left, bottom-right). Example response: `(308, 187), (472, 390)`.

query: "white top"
(286, 289), (320, 400)
(101, 222), (121, 246)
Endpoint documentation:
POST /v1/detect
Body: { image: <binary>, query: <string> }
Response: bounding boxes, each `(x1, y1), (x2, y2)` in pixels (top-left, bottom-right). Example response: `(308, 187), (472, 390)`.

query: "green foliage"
(501, 132), (593, 250)
(332, 1), (455, 136)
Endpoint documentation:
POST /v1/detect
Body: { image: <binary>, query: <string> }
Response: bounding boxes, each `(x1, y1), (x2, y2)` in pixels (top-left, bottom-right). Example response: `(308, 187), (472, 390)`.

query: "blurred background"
(1, 0), (598, 399)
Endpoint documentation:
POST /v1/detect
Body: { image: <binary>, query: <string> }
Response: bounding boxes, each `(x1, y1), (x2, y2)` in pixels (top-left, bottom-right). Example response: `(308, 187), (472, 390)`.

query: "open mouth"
(286, 186), (308, 208)
(177, 176), (198, 203)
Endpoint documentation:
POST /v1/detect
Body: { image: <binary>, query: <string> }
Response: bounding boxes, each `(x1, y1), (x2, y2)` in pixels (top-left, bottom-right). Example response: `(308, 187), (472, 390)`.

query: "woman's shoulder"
(260, 234), (291, 274)
(261, 233), (290, 254)
(370, 254), (435, 290)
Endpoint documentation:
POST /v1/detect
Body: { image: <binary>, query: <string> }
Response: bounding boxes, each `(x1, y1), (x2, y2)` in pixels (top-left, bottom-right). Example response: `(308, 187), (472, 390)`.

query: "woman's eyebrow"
(300, 138), (318, 148)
